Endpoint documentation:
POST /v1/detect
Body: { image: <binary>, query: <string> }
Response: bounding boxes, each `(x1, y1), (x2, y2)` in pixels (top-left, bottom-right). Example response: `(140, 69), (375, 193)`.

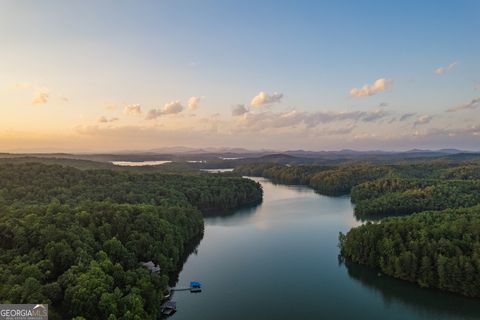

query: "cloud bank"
(236, 108), (390, 131)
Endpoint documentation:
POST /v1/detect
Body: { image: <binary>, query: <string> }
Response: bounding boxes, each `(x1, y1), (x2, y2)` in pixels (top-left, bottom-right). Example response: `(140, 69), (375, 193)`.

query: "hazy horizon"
(1, 145), (479, 155)
(1, 1), (479, 152)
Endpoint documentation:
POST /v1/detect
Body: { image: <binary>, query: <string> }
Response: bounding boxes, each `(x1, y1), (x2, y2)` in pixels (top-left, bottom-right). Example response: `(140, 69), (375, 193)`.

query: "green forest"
(236, 158), (480, 297)
(339, 206), (480, 297)
(0, 162), (262, 319)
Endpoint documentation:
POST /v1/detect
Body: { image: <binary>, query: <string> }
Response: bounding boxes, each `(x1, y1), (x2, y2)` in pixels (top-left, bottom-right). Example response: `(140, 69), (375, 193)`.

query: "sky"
(1, 0), (479, 152)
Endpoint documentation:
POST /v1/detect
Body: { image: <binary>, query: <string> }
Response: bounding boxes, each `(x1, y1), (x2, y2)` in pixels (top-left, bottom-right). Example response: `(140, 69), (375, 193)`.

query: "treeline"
(233, 163), (328, 185)
(352, 179), (480, 217)
(0, 162), (262, 213)
(339, 206), (480, 297)
(235, 163), (391, 195)
(0, 162), (262, 319)
(234, 161), (467, 196)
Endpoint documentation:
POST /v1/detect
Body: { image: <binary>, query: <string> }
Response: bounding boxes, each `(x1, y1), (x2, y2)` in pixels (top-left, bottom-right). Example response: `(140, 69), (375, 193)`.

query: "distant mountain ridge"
(117, 147), (474, 156)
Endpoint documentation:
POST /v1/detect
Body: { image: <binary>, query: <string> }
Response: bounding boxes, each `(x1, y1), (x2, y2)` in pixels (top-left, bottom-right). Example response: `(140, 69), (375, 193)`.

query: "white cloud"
(413, 114), (433, 127)
(163, 101), (184, 114)
(187, 96), (202, 111)
(446, 97), (480, 112)
(124, 104), (142, 115)
(146, 101), (184, 120)
(435, 61), (458, 75)
(350, 78), (393, 97)
(250, 91), (283, 107)
(32, 89), (50, 104)
(97, 116), (119, 123)
(232, 104), (249, 116)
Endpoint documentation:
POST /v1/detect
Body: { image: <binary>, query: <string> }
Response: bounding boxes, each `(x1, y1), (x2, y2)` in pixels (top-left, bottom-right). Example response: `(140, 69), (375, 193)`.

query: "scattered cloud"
(379, 102), (388, 107)
(124, 104), (142, 115)
(146, 101), (184, 120)
(250, 91), (283, 107)
(187, 96), (202, 111)
(361, 108), (389, 122)
(399, 112), (416, 121)
(163, 101), (184, 114)
(447, 97), (480, 112)
(413, 114), (433, 127)
(350, 78), (393, 97)
(232, 104), (249, 116)
(13, 82), (68, 105)
(434, 61), (458, 75)
(97, 116), (119, 123)
(32, 89), (50, 104)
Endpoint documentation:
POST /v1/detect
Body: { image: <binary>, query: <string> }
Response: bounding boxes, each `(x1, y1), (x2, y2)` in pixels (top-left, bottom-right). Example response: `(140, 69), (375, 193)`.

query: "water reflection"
(343, 260), (480, 320)
(169, 233), (204, 287)
(169, 177), (480, 320)
(204, 204), (260, 226)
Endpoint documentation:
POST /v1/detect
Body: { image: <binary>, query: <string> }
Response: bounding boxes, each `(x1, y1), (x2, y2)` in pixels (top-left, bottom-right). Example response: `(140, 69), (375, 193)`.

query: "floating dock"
(170, 281), (202, 293)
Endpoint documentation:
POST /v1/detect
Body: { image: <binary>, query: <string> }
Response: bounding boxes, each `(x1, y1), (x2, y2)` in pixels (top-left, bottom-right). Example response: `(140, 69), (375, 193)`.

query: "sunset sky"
(1, 0), (479, 152)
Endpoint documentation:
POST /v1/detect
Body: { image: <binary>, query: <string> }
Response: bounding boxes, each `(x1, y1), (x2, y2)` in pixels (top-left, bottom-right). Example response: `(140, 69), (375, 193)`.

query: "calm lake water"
(170, 177), (480, 320)
(112, 161), (172, 166)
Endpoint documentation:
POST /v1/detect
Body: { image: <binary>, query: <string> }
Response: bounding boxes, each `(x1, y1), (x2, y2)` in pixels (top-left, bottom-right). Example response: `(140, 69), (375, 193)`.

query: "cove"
(170, 177), (480, 320)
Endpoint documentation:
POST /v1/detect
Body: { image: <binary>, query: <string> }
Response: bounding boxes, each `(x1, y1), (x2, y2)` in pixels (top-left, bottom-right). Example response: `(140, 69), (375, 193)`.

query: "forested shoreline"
(235, 160), (480, 216)
(235, 159), (480, 298)
(339, 206), (480, 297)
(0, 162), (262, 319)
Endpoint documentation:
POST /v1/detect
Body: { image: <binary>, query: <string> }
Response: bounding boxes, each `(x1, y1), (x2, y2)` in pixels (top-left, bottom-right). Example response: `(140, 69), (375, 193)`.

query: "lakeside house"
(140, 261), (161, 273)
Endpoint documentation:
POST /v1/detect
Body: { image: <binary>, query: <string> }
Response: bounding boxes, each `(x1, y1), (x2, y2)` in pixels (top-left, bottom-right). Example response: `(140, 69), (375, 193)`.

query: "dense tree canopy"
(339, 206), (480, 297)
(352, 179), (480, 217)
(0, 162), (262, 319)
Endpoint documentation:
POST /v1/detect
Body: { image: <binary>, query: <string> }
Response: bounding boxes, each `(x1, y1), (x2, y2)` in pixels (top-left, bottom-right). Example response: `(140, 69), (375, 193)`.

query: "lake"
(170, 177), (480, 320)
(112, 161), (172, 166)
